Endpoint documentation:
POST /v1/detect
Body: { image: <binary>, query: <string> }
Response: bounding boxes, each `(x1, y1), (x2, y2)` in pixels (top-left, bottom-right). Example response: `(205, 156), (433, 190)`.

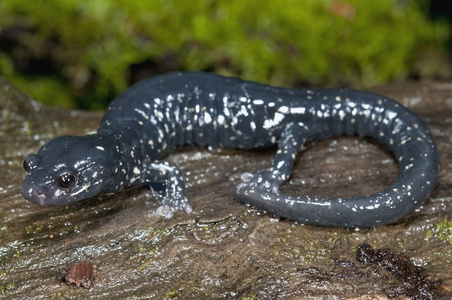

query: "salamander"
(21, 72), (438, 228)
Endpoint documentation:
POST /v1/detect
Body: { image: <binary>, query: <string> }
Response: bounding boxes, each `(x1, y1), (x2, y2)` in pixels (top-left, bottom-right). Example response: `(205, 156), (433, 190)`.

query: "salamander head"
(21, 135), (122, 206)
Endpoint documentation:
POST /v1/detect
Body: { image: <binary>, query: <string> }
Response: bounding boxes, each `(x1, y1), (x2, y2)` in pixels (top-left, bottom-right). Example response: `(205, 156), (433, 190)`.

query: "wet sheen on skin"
(22, 72), (438, 228)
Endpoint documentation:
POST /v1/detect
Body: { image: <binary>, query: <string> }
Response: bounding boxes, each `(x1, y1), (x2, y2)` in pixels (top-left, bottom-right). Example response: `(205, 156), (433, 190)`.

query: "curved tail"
(235, 90), (438, 228)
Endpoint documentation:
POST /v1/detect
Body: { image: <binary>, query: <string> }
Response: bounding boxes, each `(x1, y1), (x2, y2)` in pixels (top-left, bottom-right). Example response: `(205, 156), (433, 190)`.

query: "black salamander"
(21, 72), (438, 228)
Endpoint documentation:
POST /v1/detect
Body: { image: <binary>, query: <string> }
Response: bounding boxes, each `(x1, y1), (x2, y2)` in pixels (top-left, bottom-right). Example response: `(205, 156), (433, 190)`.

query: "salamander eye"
(57, 173), (77, 189)
(23, 154), (41, 172)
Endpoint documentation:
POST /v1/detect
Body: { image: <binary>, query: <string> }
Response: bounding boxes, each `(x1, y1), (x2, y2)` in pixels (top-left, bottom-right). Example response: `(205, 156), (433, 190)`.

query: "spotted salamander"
(21, 72), (438, 228)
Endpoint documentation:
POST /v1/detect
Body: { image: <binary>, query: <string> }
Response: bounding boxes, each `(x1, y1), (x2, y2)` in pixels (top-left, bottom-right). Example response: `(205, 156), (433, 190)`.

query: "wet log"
(0, 76), (451, 298)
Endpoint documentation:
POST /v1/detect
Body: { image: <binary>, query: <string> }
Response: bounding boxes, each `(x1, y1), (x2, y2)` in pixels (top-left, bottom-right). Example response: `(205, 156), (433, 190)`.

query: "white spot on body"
(133, 167), (141, 175)
(290, 107), (306, 114)
(204, 112), (212, 124)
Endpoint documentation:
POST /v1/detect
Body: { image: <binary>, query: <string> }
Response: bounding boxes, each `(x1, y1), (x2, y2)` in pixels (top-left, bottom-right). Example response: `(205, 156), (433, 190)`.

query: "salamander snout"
(22, 154), (52, 205)
(21, 185), (48, 206)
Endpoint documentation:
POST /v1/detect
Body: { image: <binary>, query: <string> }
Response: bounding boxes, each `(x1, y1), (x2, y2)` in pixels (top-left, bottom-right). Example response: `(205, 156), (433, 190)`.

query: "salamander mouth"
(21, 188), (47, 206)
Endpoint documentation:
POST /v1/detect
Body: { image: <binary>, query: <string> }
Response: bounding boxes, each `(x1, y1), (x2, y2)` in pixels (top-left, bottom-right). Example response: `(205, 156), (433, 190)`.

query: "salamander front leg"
(142, 160), (192, 218)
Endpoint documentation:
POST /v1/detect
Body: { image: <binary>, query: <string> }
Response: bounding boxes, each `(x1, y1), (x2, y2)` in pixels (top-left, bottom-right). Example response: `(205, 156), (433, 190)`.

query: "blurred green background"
(0, 0), (449, 110)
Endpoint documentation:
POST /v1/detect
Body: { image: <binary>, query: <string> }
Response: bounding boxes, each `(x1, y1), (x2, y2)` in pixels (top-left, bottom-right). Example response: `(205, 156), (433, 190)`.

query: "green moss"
(426, 219), (452, 244)
(138, 245), (160, 270)
(0, 282), (16, 296)
(12, 76), (75, 108)
(24, 224), (44, 235)
(21, 121), (32, 135)
(0, 0), (448, 109)
(165, 290), (178, 298)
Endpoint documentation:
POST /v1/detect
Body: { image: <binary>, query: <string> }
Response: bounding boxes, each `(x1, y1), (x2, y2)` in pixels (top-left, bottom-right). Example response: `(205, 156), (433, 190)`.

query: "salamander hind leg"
(235, 122), (309, 208)
(238, 169), (285, 194)
(142, 160), (192, 218)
